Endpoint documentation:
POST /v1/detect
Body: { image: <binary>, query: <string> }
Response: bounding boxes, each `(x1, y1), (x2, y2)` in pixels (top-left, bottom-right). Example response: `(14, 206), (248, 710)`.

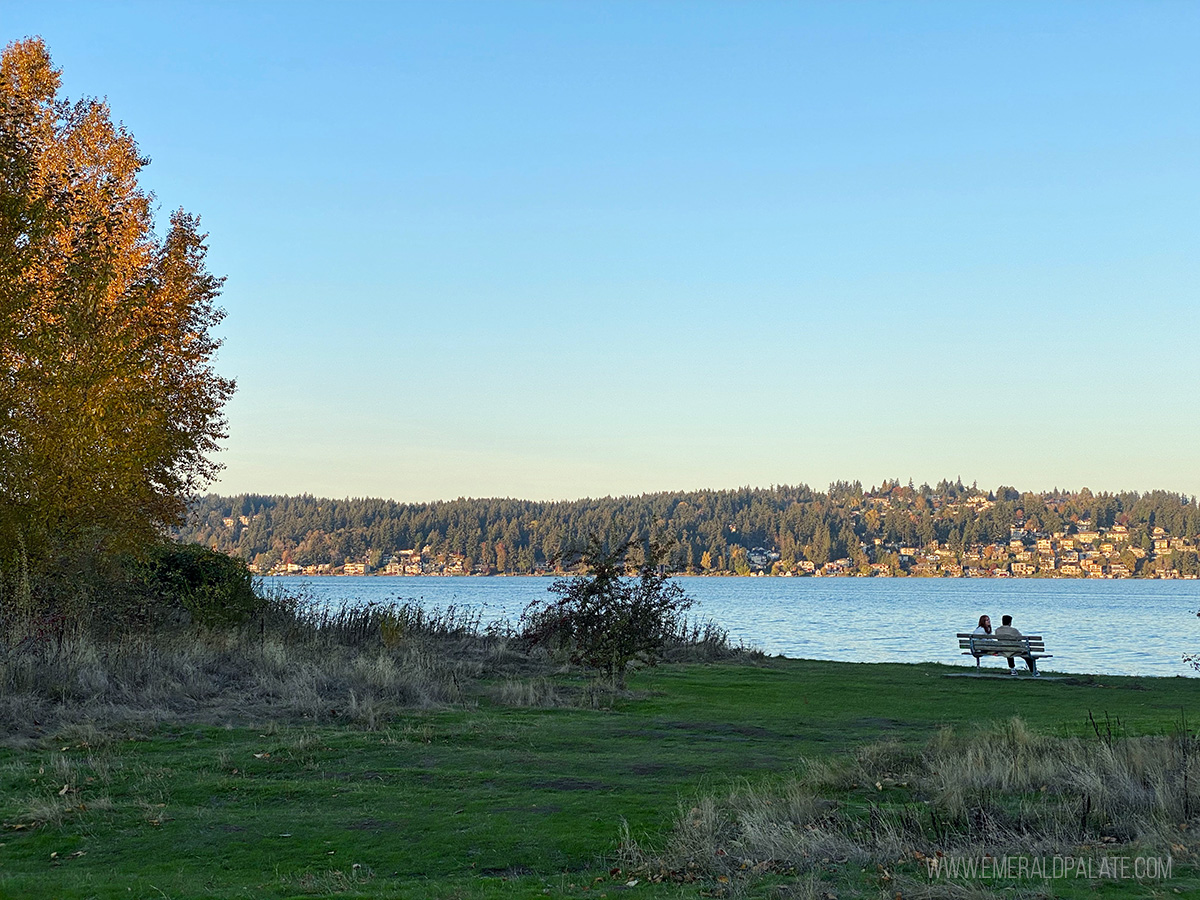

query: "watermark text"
(926, 854), (1173, 881)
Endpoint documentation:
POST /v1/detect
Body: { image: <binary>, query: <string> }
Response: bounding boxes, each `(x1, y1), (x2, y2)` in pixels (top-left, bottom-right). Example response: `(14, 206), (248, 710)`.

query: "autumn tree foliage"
(1, 38), (233, 620)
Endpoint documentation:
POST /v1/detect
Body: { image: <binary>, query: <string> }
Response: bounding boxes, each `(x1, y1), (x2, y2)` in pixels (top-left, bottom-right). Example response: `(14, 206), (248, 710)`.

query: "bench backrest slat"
(958, 632), (1047, 656)
(956, 633), (1043, 640)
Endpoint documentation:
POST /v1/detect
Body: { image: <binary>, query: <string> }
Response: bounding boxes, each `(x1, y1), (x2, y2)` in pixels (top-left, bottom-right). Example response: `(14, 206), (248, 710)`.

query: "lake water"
(265, 576), (1200, 678)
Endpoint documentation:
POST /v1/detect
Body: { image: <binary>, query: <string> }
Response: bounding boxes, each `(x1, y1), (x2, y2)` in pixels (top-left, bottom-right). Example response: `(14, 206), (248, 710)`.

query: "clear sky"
(7, 1), (1199, 501)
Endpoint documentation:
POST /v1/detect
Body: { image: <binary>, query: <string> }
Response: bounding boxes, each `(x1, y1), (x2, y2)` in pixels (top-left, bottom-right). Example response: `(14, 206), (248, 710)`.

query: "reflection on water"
(266, 576), (1200, 678)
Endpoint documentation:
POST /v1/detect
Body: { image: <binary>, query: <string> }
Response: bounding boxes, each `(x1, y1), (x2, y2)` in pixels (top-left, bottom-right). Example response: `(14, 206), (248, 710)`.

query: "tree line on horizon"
(178, 481), (1200, 576)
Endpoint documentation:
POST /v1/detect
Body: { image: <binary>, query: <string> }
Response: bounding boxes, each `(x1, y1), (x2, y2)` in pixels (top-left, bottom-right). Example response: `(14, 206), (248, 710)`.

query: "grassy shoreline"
(2, 655), (1199, 898)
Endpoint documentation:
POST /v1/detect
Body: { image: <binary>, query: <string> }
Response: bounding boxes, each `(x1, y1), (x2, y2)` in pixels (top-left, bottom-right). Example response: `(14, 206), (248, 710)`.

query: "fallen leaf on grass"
(253, 752), (270, 759)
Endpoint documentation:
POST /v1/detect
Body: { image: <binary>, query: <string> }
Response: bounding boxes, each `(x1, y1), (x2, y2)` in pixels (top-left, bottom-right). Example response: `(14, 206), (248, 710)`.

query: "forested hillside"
(177, 481), (1200, 578)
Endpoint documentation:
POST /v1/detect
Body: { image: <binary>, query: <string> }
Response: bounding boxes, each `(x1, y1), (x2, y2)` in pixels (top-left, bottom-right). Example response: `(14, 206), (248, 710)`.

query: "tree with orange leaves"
(1, 38), (234, 620)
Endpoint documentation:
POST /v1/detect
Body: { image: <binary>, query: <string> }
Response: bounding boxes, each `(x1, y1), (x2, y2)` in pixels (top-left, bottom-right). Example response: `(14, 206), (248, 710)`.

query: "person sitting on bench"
(995, 615), (1038, 676)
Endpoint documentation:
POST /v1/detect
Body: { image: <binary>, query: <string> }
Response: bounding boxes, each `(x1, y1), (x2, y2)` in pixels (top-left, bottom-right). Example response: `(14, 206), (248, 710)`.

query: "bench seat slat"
(955, 634), (1052, 671)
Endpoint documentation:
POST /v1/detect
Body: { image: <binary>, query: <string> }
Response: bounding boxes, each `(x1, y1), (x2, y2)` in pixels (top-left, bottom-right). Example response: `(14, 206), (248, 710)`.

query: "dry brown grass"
(623, 717), (1200, 891)
(0, 629), (473, 744)
(0, 746), (118, 830)
(0, 598), (500, 744)
(0, 593), (740, 744)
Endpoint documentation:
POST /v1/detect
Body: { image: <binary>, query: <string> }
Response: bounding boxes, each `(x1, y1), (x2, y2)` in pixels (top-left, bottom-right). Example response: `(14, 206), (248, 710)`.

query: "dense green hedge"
(139, 543), (262, 627)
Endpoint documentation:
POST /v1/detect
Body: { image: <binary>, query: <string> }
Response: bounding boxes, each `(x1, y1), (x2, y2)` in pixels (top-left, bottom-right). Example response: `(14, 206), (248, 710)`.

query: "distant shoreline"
(182, 484), (1200, 581)
(256, 570), (1199, 580)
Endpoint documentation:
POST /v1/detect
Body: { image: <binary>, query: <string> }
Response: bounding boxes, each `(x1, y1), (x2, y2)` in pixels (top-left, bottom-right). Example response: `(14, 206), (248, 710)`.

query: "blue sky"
(7, 1), (1199, 501)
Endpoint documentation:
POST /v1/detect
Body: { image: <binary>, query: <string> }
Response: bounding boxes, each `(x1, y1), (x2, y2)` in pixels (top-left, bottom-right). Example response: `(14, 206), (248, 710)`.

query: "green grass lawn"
(2, 658), (1198, 899)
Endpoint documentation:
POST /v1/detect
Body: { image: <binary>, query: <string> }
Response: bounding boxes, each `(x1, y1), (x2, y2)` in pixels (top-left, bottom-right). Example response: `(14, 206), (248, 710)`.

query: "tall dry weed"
(626, 717), (1200, 888)
(1, 590), (723, 741)
(0, 607), (465, 741)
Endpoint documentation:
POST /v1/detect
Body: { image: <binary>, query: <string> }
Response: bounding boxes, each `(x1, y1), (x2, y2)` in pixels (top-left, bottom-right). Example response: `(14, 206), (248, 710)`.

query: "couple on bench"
(974, 614), (1041, 676)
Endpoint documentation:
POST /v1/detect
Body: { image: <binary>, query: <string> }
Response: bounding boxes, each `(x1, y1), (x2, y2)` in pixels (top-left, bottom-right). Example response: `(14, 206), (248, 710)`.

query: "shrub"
(519, 537), (693, 687)
(141, 543), (261, 627)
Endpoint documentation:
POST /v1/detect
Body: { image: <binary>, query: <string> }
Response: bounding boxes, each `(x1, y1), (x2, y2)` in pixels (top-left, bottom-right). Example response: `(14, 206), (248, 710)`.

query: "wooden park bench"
(956, 633), (1052, 675)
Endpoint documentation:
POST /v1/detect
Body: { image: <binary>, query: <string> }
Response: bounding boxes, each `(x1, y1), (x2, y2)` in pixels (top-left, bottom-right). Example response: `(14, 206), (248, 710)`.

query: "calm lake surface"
(267, 576), (1200, 678)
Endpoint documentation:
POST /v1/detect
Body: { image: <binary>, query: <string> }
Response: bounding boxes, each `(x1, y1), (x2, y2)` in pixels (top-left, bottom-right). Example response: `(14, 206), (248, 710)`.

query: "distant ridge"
(178, 482), (1200, 579)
